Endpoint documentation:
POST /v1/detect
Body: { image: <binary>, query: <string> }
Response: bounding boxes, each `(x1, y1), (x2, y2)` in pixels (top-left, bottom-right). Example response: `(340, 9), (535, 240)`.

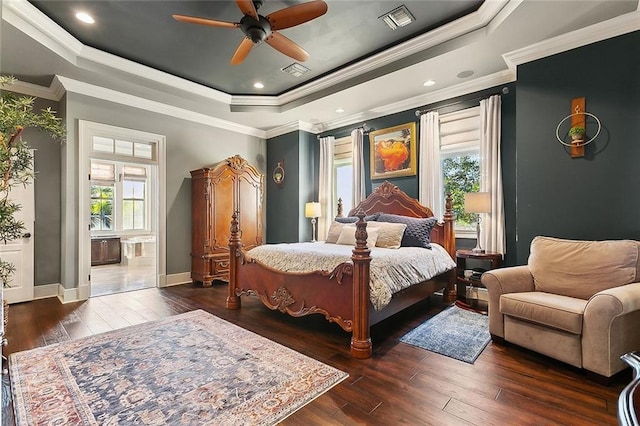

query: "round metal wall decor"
(273, 161), (285, 186)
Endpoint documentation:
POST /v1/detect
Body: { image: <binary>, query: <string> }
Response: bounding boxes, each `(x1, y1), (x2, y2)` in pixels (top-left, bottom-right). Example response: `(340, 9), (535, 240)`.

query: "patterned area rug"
(399, 305), (490, 363)
(9, 310), (348, 425)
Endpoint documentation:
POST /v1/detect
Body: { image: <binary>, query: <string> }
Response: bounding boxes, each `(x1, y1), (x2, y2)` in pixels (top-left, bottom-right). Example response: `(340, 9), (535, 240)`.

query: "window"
(439, 107), (480, 234)
(122, 166), (147, 230)
(90, 160), (150, 233)
(333, 136), (353, 216)
(91, 136), (155, 160)
(91, 185), (114, 231)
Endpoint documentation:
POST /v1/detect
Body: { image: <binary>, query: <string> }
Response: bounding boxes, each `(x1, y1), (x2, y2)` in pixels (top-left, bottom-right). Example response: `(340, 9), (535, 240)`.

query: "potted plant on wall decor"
(568, 125), (586, 142)
(0, 75), (65, 291)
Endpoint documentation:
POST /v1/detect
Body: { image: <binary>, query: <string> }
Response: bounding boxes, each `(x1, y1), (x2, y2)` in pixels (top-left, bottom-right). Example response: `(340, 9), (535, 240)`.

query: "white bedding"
(247, 242), (456, 311)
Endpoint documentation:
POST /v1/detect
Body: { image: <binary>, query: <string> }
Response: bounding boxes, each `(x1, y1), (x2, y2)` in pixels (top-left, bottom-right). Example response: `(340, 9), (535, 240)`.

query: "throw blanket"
(248, 243), (456, 311)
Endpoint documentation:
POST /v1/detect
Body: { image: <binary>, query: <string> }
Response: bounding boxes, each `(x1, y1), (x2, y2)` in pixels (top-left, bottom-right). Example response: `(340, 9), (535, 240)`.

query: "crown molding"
(2, 0), (231, 103)
(265, 121), (319, 139)
(3, 0), (513, 112)
(54, 76), (266, 139)
(230, 0), (513, 109)
(0, 78), (61, 100)
(502, 5), (640, 72)
(315, 69), (515, 134)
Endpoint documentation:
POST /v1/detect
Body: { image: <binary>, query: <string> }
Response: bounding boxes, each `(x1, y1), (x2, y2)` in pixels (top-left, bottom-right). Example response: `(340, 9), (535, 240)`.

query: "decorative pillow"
(325, 221), (345, 243)
(335, 212), (379, 223)
(336, 225), (380, 248)
(376, 213), (438, 249)
(366, 222), (407, 249)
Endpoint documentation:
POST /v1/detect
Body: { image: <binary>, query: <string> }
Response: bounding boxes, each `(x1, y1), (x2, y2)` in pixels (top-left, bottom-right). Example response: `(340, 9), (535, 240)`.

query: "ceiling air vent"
(281, 62), (310, 77)
(379, 5), (415, 30)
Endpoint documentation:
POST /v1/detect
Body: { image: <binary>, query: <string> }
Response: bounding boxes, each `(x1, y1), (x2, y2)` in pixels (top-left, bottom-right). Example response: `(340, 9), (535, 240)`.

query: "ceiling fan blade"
(267, 0), (328, 30)
(266, 32), (310, 62)
(231, 37), (255, 65)
(172, 14), (239, 29)
(235, 0), (258, 20)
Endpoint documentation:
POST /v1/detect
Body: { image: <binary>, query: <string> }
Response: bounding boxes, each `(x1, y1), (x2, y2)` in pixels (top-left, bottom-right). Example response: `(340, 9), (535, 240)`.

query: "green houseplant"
(0, 75), (65, 287)
(568, 125), (586, 141)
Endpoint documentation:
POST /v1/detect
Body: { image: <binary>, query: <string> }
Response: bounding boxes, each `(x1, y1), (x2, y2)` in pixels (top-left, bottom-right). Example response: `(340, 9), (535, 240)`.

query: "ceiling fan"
(173, 0), (328, 65)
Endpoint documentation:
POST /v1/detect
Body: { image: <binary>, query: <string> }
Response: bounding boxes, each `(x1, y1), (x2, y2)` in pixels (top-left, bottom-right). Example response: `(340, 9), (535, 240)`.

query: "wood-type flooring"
(3, 284), (628, 425)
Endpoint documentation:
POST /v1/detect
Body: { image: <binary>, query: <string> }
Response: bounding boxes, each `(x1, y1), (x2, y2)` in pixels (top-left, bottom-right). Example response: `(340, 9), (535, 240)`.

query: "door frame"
(78, 120), (166, 297)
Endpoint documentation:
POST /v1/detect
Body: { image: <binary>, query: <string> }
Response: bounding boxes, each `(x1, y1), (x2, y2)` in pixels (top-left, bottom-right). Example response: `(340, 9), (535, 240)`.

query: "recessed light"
(335, 108), (345, 113)
(457, 70), (474, 79)
(423, 80), (436, 87)
(75, 12), (95, 24)
(253, 82), (264, 89)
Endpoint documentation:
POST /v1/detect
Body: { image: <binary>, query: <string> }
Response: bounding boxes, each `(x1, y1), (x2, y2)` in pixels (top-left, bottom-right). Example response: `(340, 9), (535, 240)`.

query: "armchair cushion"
(501, 292), (587, 335)
(528, 236), (640, 300)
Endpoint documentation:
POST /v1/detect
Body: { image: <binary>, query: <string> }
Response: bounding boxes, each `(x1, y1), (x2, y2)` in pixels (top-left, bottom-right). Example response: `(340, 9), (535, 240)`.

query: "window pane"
(335, 164), (353, 216)
(133, 200), (144, 229)
(133, 181), (145, 198)
(134, 143), (153, 159)
(123, 180), (134, 198)
(442, 153), (479, 230)
(123, 200), (133, 229)
(90, 184), (114, 231)
(92, 136), (113, 153)
(115, 140), (133, 156)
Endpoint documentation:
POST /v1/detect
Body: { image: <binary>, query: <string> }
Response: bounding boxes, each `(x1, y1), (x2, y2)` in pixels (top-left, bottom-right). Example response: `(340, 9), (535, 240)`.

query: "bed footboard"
(227, 210), (374, 358)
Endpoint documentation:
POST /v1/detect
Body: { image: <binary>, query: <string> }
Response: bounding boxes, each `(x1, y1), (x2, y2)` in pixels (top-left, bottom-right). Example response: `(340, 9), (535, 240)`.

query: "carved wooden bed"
(226, 181), (456, 359)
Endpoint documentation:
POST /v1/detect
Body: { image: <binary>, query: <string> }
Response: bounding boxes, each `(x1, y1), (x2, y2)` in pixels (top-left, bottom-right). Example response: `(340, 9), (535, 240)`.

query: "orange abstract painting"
(369, 122), (417, 179)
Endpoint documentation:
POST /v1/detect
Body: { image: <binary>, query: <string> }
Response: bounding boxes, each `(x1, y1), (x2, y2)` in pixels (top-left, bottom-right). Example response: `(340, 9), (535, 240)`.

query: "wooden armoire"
(190, 155), (263, 286)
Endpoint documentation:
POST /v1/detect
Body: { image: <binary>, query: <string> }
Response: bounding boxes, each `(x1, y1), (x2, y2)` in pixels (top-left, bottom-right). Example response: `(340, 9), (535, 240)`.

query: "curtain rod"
(414, 86), (510, 117)
(317, 123), (372, 140)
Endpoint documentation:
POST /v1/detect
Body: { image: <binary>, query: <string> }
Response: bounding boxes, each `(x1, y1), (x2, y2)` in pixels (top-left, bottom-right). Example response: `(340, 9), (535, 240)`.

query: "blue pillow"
(335, 212), (379, 223)
(376, 213), (437, 249)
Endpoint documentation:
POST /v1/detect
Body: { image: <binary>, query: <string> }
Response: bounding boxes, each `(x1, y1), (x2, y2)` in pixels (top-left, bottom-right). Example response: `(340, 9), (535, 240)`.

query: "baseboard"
(57, 284), (89, 304)
(163, 272), (192, 288)
(33, 283), (60, 300)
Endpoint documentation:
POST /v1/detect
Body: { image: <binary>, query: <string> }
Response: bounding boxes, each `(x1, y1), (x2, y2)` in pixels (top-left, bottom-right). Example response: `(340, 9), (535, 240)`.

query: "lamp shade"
(464, 192), (491, 213)
(305, 202), (322, 218)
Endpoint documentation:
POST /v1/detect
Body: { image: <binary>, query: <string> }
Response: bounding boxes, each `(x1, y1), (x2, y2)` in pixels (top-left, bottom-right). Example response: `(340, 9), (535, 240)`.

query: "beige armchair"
(482, 236), (640, 379)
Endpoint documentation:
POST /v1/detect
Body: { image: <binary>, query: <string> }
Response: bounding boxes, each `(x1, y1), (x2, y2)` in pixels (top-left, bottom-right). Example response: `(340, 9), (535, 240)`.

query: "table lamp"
(464, 192), (491, 253)
(305, 202), (322, 242)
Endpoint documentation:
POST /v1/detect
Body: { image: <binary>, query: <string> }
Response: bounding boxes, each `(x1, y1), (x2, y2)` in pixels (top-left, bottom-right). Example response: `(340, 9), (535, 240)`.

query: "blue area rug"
(400, 305), (490, 363)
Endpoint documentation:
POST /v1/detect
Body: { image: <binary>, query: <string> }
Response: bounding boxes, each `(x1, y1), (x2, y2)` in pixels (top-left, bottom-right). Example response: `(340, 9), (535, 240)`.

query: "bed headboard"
(341, 181), (455, 258)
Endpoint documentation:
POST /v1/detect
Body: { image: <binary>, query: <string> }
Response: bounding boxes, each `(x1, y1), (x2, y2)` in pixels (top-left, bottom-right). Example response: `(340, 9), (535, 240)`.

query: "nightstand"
(455, 250), (502, 311)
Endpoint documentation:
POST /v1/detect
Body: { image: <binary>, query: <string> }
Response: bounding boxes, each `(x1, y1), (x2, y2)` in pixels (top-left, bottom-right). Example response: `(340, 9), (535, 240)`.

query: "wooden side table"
(455, 250), (502, 311)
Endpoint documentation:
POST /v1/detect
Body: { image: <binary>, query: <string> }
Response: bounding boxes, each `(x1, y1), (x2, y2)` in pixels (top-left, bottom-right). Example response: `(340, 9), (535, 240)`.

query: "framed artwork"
(369, 122), (417, 179)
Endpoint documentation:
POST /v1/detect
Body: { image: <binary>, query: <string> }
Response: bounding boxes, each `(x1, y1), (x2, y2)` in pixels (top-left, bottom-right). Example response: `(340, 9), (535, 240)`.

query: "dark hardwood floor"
(4, 284), (627, 425)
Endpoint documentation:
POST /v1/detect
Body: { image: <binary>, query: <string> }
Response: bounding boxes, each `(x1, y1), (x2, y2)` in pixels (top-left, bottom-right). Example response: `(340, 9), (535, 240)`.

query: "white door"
(0, 180), (35, 304)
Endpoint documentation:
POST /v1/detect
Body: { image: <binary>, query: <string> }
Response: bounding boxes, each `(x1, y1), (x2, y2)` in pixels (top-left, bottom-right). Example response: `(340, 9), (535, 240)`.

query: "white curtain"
(479, 95), (505, 254)
(418, 111), (442, 218)
(351, 128), (365, 207)
(318, 136), (335, 240)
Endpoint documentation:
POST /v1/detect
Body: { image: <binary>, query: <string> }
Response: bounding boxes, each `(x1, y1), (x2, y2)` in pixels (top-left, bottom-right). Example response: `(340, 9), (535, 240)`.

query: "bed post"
(226, 210), (241, 309)
(442, 193), (457, 302)
(350, 210), (372, 359)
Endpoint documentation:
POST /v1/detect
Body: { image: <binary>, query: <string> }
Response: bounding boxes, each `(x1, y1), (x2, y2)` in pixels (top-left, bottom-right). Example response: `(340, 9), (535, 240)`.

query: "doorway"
(78, 121), (166, 298)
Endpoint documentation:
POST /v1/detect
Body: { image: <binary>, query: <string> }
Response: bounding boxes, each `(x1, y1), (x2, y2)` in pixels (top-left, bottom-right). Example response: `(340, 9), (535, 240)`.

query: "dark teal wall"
(266, 132), (300, 243)
(266, 130), (318, 243)
(514, 30), (640, 264)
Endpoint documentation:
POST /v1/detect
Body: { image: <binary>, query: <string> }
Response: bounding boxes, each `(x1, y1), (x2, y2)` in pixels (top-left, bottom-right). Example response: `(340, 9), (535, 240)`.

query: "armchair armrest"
(583, 283), (640, 377)
(481, 266), (535, 339)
